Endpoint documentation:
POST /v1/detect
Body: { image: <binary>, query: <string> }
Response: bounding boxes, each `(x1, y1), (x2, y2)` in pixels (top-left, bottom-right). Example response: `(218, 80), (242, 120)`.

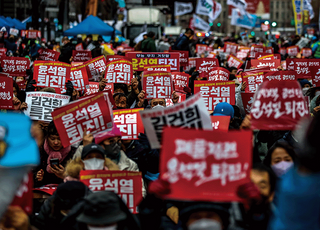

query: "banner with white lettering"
(175, 2), (193, 16)
(193, 14), (211, 31)
(105, 59), (133, 84)
(142, 71), (173, 99)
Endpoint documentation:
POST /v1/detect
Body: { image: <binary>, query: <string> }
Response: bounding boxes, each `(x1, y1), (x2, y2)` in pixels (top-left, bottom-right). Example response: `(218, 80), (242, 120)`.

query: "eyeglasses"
(152, 101), (165, 106)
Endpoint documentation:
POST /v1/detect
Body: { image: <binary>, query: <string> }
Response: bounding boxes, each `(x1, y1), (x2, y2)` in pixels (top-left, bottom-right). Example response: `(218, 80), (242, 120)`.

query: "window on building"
(282, 1), (285, 8)
(276, 12), (279, 19)
(270, 1), (273, 8)
(276, 1), (279, 8)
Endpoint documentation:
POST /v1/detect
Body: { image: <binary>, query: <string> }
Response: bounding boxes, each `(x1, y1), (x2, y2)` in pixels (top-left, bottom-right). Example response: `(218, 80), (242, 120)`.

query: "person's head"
(150, 98), (166, 109)
(229, 67), (238, 75)
(12, 81), (20, 98)
(185, 28), (194, 39)
(15, 76), (25, 83)
(86, 34), (92, 42)
(213, 102), (234, 119)
(250, 163), (276, 202)
(61, 36), (70, 46)
(81, 143), (106, 170)
(299, 79), (312, 89)
(143, 33), (148, 40)
(77, 191), (127, 229)
(113, 93), (127, 109)
(263, 141), (295, 177)
(47, 121), (62, 151)
(114, 83), (128, 95)
(147, 31), (156, 39)
(9, 35), (14, 42)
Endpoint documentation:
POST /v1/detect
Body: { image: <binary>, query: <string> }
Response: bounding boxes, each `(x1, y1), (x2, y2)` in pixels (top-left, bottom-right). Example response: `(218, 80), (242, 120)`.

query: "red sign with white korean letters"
(85, 82), (114, 96)
(264, 71), (296, 81)
(227, 55), (244, 69)
(196, 58), (219, 78)
(170, 50), (189, 67)
(210, 116), (229, 131)
(208, 67), (230, 81)
(142, 71), (173, 99)
(171, 72), (189, 93)
(241, 93), (255, 114)
(242, 71), (266, 93)
(287, 46), (299, 56)
(160, 127), (252, 202)
(0, 75), (13, 109)
(105, 59), (133, 84)
(301, 48), (312, 57)
(72, 50), (92, 62)
(196, 44), (209, 55)
(144, 65), (171, 72)
(33, 61), (71, 94)
(85, 55), (107, 81)
(193, 81), (236, 111)
(52, 92), (113, 147)
(294, 59), (320, 79)
(250, 80), (309, 130)
(313, 67), (320, 87)
(80, 170), (142, 214)
(0, 57), (30, 76)
(38, 48), (60, 61)
(251, 59), (280, 71)
(70, 64), (89, 91)
(224, 42), (238, 55)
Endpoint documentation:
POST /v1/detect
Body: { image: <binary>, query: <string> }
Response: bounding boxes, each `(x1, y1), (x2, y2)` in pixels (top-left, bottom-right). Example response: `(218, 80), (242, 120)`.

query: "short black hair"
(263, 140), (296, 167)
(229, 74), (237, 81)
(47, 121), (59, 137)
(114, 83), (128, 95)
(252, 163), (277, 195)
(147, 31), (155, 38)
(185, 28), (194, 35)
(229, 67), (238, 73)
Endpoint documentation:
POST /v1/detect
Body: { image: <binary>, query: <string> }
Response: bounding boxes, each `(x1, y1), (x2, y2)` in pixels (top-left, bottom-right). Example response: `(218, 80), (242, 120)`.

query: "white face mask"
(188, 219), (222, 230)
(83, 158), (105, 170)
(88, 225), (117, 230)
(315, 91), (320, 96)
(271, 161), (294, 177)
(302, 88), (309, 95)
(152, 104), (165, 110)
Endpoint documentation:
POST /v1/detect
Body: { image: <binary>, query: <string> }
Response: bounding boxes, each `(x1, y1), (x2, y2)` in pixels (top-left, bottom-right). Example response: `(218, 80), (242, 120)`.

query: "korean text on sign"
(38, 48), (60, 61)
(227, 55), (244, 69)
(105, 59), (133, 84)
(70, 64), (89, 91)
(144, 65), (171, 72)
(224, 42), (238, 55)
(264, 71), (296, 81)
(24, 92), (70, 122)
(80, 170), (143, 214)
(171, 72), (189, 93)
(208, 67), (230, 81)
(33, 61), (71, 94)
(170, 50), (189, 67)
(113, 108), (144, 140)
(251, 59), (281, 71)
(0, 57), (30, 76)
(85, 55), (107, 81)
(196, 58), (219, 77)
(242, 71), (266, 93)
(160, 127), (252, 202)
(241, 92), (255, 114)
(125, 52), (180, 71)
(251, 80), (309, 130)
(140, 93), (213, 149)
(294, 59), (320, 79)
(72, 50), (92, 62)
(0, 75), (13, 109)
(142, 71), (173, 99)
(194, 81), (236, 111)
(52, 92), (113, 147)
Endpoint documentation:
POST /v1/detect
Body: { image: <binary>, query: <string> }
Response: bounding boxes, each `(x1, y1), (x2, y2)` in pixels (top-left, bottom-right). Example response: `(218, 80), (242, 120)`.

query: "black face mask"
(9, 38), (14, 42)
(103, 142), (121, 161)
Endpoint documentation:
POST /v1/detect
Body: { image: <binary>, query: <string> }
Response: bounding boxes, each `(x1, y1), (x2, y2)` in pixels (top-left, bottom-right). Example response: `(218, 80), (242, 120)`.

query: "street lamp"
(271, 21), (277, 27)
(264, 21), (269, 25)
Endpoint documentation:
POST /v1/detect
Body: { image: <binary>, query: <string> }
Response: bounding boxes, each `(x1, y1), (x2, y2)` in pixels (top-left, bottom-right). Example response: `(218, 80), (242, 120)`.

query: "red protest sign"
(257, 54), (280, 60)
(241, 92), (255, 114)
(0, 57), (30, 76)
(165, 92), (187, 106)
(208, 67), (230, 81)
(193, 81), (236, 111)
(196, 44), (209, 55)
(33, 61), (71, 94)
(312, 67), (320, 87)
(85, 82), (114, 96)
(251, 44), (265, 53)
(265, 47), (274, 54)
(196, 58), (219, 78)
(70, 64), (89, 91)
(236, 51), (248, 60)
(0, 75), (13, 109)
(72, 50), (92, 62)
(251, 80), (309, 130)
(52, 92), (113, 147)
(26, 30), (40, 39)
(171, 72), (189, 93)
(85, 55), (107, 81)
(106, 55), (132, 63)
(294, 59), (320, 79)
(160, 127), (252, 202)
(75, 43), (84, 51)
(170, 50), (189, 67)
(38, 48), (60, 61)
(105, 59), (133, 84)
(80, 170), (143, 214)
(0, 48), (7, 57)
(113, 108), (144, 140)
(227, 55), (244, 69)
(125, 52), (180, 71)
(280, 48), (287, 56)
(287, 46), (299, 56)
(251, 59), (281, 71)
(210, 116), (229, 131)
(144, 65), (171, 72)
(264, 71), (296, 81)
(224, 42), (238, 55)
(142, 71), (173, 99)
(242, 71), (267, 93)
(187, 58), (197, 70)
(301, 48), (312, 57)
(286, 59), (295, 71)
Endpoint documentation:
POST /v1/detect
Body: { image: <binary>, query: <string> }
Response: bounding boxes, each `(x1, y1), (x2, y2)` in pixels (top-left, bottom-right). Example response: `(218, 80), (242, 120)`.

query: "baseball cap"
(94, 124), (122, 145)
(33, 184), (58, 196)
(81, 143), (105, 159)
(213, 102), (234, 119)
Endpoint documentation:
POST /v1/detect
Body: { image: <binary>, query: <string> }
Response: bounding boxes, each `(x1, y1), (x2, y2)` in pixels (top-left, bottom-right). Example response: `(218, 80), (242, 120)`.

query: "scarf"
(44, 139), (71, 174)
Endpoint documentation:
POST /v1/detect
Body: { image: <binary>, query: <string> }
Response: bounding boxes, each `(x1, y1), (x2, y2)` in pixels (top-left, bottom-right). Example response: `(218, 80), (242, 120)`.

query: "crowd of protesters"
(1, 27), (320, 230)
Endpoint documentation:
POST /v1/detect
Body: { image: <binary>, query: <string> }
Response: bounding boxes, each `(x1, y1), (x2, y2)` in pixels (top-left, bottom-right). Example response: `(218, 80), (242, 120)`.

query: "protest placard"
(196, 44), (209, 55)
(251, 80), (309, 130)
(242, 71), (266, 93)
(286, 59), (295, 71)
(80, 170), (142, 214)
(287, 46), (299, 56)
(251, 44), (265, 53)
(70, 64), (89, 91)
(170, 50), (189, 67)
(187, 58), (197, 70)
(280, 48), (286, 56)
(265, 47), (274, 54)
(224, 42), (238, 55)
(144, 65), (171, 72)
(140, 93), (213, 149)
(194, 81), (236, 111)
(24, 92), (70, 122)
(106, 55), (132, 63)
(196, 58), (219, 78)
(113, 108), (144, 140)
(264, 71), (296, 81)
(301, 48), (312, 57)
(104, 59), (133, 84)
(0, 48), (6, 57)
(165, 92), (187, 107)
(125, 52), (180, 71)
(0, 57), (30, 76)
(241, 92), (255, 114)
(210, 116), (230, 131)
(251, 59), (280, 71)
(171, 72), (189, 93)
(142, 71), (173, 99)
(85, 55), (107, 81)
(312, 67), (320, 87)
(294, 59), (320, 79)
(160, 127), (252, 202)
(33, 61), (71, 94)
(52, 92), (113, 147)
(75, 43), (84, 51)
(85, 82), (114, 96)
(26, 30), (41, 39)
(227, 54), (244, 69)
(0, 75), (13, 109)
(38, 48), (60, 61)
(72, 50), (92, 62)
(208, 67), (230, 81)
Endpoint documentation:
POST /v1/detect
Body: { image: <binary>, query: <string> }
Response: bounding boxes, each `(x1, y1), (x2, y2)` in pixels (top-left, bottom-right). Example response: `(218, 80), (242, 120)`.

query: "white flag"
(193, 14), (211, 31)
(174, 2), (193, 17)
(196, 0), (221, 23)
(227, 0), (247, 15)
(211, 1), (222, 23)
(304, 0), (314, 19)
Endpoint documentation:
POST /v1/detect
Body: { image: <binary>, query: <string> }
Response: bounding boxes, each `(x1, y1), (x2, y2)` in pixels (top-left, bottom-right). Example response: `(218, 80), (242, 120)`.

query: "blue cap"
(299, 79), (311, 88)
(213, 102), (234, 119)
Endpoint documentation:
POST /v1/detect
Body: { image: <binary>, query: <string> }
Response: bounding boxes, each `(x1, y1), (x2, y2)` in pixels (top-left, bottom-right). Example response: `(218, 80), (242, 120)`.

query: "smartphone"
(50, 158), (59, 167)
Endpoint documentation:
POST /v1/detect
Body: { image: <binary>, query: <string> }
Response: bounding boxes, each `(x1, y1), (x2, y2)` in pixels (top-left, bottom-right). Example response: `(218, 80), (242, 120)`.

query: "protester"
(172, 28), (194, 55)
(141, 31), (157, 52)
(59, 36), (74, 63)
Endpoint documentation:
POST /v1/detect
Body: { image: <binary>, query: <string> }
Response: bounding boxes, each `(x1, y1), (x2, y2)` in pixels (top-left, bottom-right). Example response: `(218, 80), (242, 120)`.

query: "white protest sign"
(140, 93), (213, 149)
(24, 92), (70, 122)
(296, 37), (310, 49)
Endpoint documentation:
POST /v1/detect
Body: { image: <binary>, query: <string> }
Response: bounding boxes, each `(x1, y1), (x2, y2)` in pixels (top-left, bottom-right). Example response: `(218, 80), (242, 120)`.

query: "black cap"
(81, 143), (105, 159)
(76, 191), (127, 225)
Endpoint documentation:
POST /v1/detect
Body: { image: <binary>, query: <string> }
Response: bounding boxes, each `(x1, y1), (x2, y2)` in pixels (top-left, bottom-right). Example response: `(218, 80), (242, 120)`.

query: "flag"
(304, 0), (314, 19)
(174, 2), (193, 17)
(211, 1), (222, 22)
(227, 0), (247, 15)
(193, 14), (211, 31)
(196, 0), (222, 23)
(292, 0), (304, 35)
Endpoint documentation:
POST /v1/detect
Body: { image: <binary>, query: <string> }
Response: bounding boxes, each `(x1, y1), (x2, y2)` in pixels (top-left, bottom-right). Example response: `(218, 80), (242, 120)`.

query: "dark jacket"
(4, 39), (17, 52)
(172, 35), (190, 55)
(59, 42), (74, 63)
(141, 37), (157, 52)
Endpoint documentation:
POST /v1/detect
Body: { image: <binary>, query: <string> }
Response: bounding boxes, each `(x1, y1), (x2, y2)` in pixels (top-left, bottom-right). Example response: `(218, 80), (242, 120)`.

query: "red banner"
(144, 65), (171, 72)
(104, 59), (133, 84)
(0, 48), (7, 57)
(33, 61), (71, 94)
(196, 58), (219, 78)
(72, 50), (92, 62)
(224, 42), (238, 55)
(265, 47), (274, 54)
(251, 44), (265, 53)
(264, 71), (296, 81)
(75, 43), (84, 51)
(106, 55), (132, 63)
(280, 48), (287, 56)
(142, 71), (173, 99)
(251, 80), (309, 130)
(208, 67), (230, 81)
(193, 81), (236, 111)
(170, 50), (189, 67)
(80, 170), (142, 214)
(171, 72), (189, 93)
(160, 127), (252, 202)
(210, 116), (229, 131)
(227, 55), (244, 69)
(38, 48), (60, 61)
(0, 75), (13, 109)
(242, 71), (266, 93)
(113, 108), (144, 140)
(26, 30), (41, 39)
(125, 52), (180, 71)
(294, 59), (320, 79)
(301, 48), (312, 57)
(70, 64), (89, 91)
(196, 44), (209, 55)
(0, 57), (30, 76)
(52, 92), (113, 147)
(286, 59), (295, 71)
(251, 59), (281, 71)
(85, 55), (107, 81)
(85, 82), (114, 96)
(287, 46), (299, 57)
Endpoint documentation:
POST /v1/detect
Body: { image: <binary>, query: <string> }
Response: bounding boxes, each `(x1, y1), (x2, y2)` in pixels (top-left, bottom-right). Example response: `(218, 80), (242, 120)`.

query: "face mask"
(104, 142), (121, 160)
(188, 219), (222, 230)
(271, 161), (294, 177)
(83, 158), (105, 170)
(315, 91), (320, 96)
(302, 88), (309, 95)
(152, 104), (165, 110)
(88, 224), (117, 230)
